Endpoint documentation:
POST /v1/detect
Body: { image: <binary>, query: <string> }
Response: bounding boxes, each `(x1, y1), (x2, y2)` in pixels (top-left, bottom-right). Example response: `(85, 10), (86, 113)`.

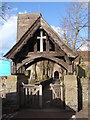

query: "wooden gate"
(20, 82), (42, 108)
(50, 82), (64, 106)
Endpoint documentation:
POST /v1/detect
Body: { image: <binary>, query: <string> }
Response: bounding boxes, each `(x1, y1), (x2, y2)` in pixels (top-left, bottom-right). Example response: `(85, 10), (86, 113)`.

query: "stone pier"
(64, 75), (78, 112)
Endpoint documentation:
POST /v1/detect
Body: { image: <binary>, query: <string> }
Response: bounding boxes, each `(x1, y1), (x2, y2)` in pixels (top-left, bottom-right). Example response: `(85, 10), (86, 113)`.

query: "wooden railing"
(50, 82), (64, 102)
(21, 82), (42, 108)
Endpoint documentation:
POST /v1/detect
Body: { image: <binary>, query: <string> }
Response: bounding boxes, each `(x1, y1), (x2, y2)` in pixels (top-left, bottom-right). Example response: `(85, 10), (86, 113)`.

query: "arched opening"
(54, 71), (59, 79)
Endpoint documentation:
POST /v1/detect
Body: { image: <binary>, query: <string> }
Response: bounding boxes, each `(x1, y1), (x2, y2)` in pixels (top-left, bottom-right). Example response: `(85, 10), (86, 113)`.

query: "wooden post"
(50, 84), (54, 99)
(13, 62), (15, 74)
(46, 34), (49, 52)
(34, 38), (37, 53)
(55, 44), (57, 52)
(32, 88), (34, 105)
(39, 85), (42, 108)
(28, 88), (31, 104)
(60, 82), (64, 107)
(60, 82), (64, 102)
(21, 85), (24, 106)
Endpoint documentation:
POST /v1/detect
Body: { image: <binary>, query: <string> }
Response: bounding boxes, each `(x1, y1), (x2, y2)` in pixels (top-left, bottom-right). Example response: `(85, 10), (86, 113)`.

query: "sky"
(0, 2), (88, 57)
(8, 2), (70, 26)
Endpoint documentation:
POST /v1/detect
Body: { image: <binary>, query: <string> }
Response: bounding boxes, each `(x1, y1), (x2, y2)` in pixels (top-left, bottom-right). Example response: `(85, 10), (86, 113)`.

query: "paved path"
(8, 109), (75, 119)
(2, 108), (89, 119)
(75, 108), (88, 119)
(42, 79), (64, 109)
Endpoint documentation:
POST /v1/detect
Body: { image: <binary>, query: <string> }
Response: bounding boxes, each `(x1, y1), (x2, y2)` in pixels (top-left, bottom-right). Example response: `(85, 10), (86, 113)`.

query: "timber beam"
(17, 55), (72, 73)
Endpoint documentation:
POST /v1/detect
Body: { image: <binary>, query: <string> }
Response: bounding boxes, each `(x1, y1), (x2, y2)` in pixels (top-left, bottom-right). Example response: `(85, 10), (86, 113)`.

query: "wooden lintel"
(26, 52), (64, 58)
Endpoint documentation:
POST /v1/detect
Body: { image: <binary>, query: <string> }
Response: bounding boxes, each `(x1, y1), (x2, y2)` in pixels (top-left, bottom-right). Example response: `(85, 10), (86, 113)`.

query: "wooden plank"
(32, 88), (39, 95)
(60, 82), (64, 102)
(26, 52), (64, 57)
(39, 85), (42, 108)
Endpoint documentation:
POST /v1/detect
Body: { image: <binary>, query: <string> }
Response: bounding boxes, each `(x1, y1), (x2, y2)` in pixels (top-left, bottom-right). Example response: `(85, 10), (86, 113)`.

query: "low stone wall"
(2, 74), (28, 111)
(2, 75), (18, 107)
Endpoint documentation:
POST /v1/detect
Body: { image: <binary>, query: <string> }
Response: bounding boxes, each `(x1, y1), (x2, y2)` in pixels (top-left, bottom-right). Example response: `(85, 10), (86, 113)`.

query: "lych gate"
(4, 13), (78, 109)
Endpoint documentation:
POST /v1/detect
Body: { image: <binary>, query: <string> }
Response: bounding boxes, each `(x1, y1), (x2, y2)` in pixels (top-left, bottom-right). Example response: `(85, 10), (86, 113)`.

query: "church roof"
(4, 13), (78, 59)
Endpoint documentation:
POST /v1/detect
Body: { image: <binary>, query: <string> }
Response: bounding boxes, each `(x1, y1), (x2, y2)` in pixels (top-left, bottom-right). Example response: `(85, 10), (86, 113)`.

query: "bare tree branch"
(0, 3), (11, 22)
(60, 2), (88, 50)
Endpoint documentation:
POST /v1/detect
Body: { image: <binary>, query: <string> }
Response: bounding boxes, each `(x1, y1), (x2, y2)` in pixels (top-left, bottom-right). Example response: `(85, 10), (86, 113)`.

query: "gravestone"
(64, 75), (78, 112)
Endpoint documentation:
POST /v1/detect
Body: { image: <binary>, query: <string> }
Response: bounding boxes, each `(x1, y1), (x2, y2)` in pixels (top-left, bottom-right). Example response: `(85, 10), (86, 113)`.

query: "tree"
(0, 3), (11, 21)
(60, 2), (88, 50)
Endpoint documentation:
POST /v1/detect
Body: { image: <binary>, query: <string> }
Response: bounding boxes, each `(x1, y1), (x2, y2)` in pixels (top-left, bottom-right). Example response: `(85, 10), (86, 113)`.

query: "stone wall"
(2, 75), (18, 106)
(2, 75), (28, 110)
(64, 75), (88, 112)
(80, 77), (88, 109)
(64, 75), (78, 112)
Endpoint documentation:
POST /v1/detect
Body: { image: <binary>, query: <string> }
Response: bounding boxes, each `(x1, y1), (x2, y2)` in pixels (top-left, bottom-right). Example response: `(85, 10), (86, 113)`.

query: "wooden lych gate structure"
(4, 13), (78, 74)
(4, 13), (78, 109)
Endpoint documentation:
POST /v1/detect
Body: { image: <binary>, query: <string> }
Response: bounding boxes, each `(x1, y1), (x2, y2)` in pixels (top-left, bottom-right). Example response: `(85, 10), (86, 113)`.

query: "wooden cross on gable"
(37, 27), (46, 52)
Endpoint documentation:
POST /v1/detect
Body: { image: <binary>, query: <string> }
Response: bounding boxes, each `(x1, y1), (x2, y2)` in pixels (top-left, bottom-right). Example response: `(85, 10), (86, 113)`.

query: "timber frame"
(4, 13), (78, 74)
